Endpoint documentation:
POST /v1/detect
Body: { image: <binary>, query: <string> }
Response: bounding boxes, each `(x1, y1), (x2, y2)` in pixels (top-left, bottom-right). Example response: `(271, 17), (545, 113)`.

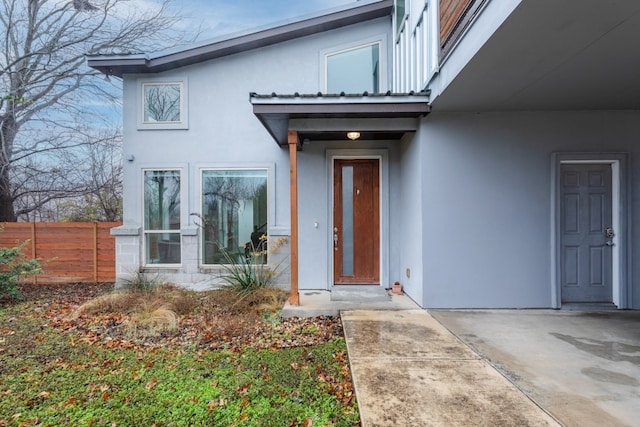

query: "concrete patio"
(431, 309), (640, 426)
(282, 288), (640, 426)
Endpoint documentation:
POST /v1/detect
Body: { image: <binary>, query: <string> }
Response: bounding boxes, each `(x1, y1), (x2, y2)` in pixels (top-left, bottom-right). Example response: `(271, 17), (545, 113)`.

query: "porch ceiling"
(250, 92), (431, 146)
(433, 0), (640, 111)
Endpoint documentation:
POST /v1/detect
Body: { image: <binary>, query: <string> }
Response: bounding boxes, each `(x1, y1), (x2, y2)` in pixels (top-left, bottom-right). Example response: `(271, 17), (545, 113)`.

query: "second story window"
(138, 80), (188, 130)
(326, 43), (380, 94)
(143, 83), (182, 123)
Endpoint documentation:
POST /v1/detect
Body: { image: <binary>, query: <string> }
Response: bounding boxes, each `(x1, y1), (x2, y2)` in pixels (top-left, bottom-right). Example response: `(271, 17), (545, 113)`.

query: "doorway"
(553, 154), (629, 309)
(333, 158), (380, 284)
(559, 164), (613, 303)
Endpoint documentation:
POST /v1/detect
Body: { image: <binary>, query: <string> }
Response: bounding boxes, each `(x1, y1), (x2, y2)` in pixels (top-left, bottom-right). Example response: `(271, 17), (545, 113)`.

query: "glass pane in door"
(342, 165), (354, 275)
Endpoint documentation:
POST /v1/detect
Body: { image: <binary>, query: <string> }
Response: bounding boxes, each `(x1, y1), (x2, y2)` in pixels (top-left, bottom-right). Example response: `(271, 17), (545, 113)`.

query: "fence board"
(0, 222), (121, 284)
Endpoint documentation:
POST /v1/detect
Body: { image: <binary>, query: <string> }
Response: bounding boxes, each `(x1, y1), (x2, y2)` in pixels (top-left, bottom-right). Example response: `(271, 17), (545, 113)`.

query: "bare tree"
(0, 0), (185, 221)
(15, 128), (123, 221)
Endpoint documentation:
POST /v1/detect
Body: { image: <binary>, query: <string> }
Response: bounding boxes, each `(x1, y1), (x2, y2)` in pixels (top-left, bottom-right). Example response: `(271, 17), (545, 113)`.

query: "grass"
(0, 285), (359, 426)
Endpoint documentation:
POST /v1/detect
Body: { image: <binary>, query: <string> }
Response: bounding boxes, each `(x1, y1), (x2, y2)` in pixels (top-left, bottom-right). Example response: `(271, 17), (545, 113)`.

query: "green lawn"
(0, 297), (359, 426)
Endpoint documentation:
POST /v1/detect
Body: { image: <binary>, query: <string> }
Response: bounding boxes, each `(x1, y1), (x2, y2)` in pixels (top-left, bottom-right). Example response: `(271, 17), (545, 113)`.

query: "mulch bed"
(4, 283), (344, 352)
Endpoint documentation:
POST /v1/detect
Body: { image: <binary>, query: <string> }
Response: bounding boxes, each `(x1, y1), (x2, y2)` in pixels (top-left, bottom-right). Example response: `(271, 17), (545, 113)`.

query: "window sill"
(111, 226), (141, 236)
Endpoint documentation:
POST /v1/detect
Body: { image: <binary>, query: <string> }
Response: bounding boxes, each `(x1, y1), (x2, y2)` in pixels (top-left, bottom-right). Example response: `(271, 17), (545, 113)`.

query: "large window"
(144, 170), (181, 265)
(201, 170), (268, 265)
(326, 43), (380, 93)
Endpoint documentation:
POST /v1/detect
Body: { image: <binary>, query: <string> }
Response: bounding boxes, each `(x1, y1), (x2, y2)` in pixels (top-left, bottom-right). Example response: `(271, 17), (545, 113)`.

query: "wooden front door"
(333, 159), (380, 284)
(560, 164), (613, 303)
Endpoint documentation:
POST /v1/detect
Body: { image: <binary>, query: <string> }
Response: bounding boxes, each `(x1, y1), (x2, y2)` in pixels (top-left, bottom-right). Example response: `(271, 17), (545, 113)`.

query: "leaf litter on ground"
(0, 283), (360, 426)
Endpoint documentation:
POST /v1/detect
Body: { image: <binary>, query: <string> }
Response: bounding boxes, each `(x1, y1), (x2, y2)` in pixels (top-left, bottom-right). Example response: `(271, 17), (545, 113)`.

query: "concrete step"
(330, 285), (390, 302)
(281, 290), (419, 318)
(561, 302), (618, 311)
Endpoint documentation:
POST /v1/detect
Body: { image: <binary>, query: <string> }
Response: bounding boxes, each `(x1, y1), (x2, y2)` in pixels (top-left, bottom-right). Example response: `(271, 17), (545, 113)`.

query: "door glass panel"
(342, 165), (354, 275)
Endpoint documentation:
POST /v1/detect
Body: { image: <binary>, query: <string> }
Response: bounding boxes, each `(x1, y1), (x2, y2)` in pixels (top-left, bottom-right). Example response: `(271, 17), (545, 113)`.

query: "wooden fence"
(0, 222), (121, 284)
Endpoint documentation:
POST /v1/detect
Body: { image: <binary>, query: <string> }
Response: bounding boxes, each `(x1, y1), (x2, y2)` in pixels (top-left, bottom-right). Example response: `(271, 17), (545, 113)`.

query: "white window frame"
(142, 168), (183, 267)
(199, 167), (270, 267)
(321, 36), (387, 94)
(137, 79), (188, 130)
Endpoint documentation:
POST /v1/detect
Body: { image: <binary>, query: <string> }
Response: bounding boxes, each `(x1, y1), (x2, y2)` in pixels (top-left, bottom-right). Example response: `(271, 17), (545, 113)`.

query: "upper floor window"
(143, 169), (182, 265)
(138, 80), (188, 129)
(326, 43), (380, 93)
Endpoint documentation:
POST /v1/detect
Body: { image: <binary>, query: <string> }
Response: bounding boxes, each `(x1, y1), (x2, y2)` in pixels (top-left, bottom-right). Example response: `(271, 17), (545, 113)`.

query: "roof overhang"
(87, 0), (393, 77)
(250, 93), (431, 146)
(433, 0), (640, 111)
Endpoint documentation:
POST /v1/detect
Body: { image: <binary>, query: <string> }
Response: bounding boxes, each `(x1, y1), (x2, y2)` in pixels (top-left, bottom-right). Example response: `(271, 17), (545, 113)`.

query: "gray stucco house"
(88, 0), (640, 309)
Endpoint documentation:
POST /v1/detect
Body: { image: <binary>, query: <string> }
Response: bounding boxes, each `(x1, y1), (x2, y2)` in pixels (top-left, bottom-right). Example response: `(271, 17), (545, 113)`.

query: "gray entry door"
(560, 164), (613, 303)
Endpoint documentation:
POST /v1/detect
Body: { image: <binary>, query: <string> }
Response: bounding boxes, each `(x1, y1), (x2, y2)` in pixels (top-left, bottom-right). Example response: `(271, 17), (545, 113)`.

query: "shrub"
(120, 270), (166, 292)
(0, 238), (42, 301)
(190, 213), (289, 294)
(219, 236), (288, 294)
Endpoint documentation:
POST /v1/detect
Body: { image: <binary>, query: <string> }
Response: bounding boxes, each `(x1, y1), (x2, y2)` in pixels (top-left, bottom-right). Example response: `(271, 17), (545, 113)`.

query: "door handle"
(333, 227), (339, 251)
(605, 240), (615, 247)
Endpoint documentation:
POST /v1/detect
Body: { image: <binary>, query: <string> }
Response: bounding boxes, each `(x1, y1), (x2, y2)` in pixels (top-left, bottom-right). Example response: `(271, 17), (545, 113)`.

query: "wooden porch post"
(288, 131), (300, 305)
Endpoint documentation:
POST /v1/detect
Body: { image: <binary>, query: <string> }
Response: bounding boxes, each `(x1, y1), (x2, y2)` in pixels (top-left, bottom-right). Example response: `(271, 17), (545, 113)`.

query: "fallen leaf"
(145, 378), (159, 390)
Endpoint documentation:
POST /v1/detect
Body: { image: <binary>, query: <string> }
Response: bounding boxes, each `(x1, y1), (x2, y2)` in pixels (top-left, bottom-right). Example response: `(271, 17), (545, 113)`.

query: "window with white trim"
(326, 43), (380, 93)
(201, 169), (268, 265)
(144, 170), (181, 265)
(138, 80), (188, 129)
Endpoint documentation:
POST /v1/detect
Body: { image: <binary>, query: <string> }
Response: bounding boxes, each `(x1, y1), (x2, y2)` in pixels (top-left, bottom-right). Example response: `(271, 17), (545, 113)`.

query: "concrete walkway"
(342, 310), (560, 427)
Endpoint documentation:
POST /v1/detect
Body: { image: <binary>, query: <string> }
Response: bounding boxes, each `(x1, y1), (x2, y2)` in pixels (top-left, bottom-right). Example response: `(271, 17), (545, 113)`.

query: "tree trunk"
(0, 169), (16, 222)
(0, 112), (17, 222)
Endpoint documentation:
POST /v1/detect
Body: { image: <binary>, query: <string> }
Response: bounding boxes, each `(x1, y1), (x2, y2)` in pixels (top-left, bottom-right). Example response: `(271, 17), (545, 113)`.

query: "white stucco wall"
(115, 17), (392, 288)
(419, 110), (640, 309)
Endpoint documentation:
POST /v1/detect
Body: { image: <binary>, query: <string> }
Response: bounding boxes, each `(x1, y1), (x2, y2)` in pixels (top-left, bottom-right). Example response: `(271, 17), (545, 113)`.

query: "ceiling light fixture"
(346, 131), (361, 141)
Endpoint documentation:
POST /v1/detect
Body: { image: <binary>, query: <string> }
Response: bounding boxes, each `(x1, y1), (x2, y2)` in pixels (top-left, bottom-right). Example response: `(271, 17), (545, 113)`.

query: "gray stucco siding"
(116, 18), (393, 287)
(419, 110), (640, 309)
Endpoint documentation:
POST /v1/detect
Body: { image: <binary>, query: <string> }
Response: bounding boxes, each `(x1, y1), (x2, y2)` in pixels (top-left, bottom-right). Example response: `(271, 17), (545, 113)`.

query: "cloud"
(175, 0), (358, 40)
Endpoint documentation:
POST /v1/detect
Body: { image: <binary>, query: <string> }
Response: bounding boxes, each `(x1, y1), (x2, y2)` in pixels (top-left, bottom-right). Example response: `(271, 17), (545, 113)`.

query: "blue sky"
(175, 0), (358, 40)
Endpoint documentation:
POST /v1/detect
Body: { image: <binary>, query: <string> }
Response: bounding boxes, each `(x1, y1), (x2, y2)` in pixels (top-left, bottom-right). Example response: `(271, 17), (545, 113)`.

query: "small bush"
(218, 236), (289, 294)
(120, 270), (166, 292)
(130, 301), (179, 333)
(72, 281), (197, 337)
(72, 292), (142, 317)
(211, 287), (287, 315)
(0, 239), (41, 301)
